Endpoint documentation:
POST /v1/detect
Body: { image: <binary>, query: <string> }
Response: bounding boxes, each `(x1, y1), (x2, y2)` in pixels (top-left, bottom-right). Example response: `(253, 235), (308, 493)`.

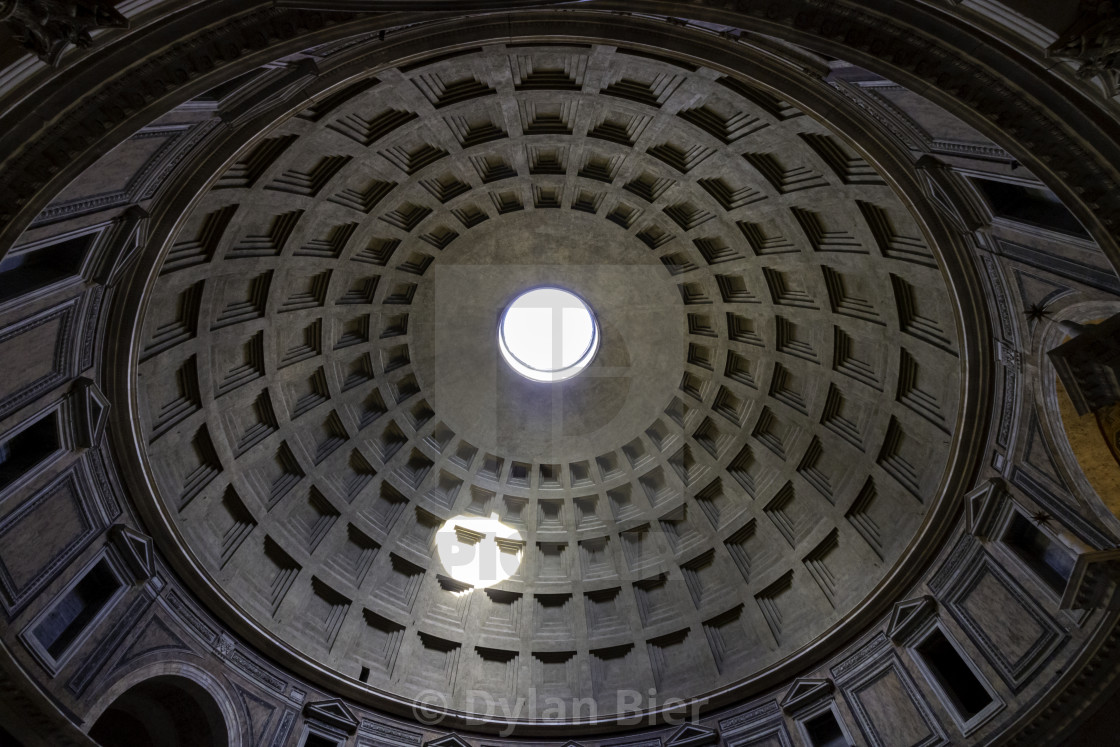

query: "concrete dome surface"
(0, 2), (1119, 746)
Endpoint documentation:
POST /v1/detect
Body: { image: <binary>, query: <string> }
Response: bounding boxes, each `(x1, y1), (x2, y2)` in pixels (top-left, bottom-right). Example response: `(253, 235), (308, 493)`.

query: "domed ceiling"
(127, 43), (967, 723)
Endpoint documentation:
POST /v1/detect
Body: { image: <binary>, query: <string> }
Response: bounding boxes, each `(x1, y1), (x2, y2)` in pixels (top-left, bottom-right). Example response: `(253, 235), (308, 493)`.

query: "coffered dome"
(7, 3), (1120, 745)
(127, 42), (971, 723)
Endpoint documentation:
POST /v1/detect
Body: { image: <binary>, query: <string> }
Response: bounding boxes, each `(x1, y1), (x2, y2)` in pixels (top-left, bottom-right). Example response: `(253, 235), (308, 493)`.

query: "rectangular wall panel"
(0, 466), (99, 613)
(942, 551), (1067, 691)
(0, 300), (77, 419)
(721, 701), (793, 747)
(839, 652), (947, 747)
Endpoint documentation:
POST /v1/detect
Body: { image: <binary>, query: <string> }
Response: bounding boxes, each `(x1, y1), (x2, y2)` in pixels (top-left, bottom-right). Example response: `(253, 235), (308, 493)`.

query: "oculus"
(498, 287), (599, 382)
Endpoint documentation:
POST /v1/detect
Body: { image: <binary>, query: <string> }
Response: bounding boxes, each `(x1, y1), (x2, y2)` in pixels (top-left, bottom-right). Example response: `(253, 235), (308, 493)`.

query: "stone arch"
(84, 663), (241, 747)
(1034, 298), (1120, 536)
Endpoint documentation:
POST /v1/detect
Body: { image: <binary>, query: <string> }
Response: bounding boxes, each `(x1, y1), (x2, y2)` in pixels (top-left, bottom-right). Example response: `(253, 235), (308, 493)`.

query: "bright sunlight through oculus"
(498, 287), (599, 383)
(435, 513), (524, 589)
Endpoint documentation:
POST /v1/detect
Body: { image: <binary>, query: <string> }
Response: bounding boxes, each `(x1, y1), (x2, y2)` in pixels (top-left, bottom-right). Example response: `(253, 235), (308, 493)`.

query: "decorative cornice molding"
(29, 123), (208, 228)
(423, 734), (472, 747)
(72, 376), (110, 448)
(304, 697), (361, 734)
(779, 677), (833, 714)
(1047, 1), (1120, 98)
(109, 524), (155, 581)
(664, 723), (719, 746)
(218, 58), (320, 126)
(0, 0), (128, 66)
(886, 596), (937, 644)
(965, 478), (1011, 540)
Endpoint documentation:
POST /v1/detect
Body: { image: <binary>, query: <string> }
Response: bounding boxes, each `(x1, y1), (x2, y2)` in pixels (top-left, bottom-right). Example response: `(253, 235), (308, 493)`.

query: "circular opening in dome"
(498, 287), (599, 382)
(435, 513), (523, 589)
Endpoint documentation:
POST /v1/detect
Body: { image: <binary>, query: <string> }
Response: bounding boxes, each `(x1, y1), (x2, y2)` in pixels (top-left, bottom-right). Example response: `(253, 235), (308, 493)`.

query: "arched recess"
(83, 663), (241, 747)
(1034, 299), (1120, 537)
